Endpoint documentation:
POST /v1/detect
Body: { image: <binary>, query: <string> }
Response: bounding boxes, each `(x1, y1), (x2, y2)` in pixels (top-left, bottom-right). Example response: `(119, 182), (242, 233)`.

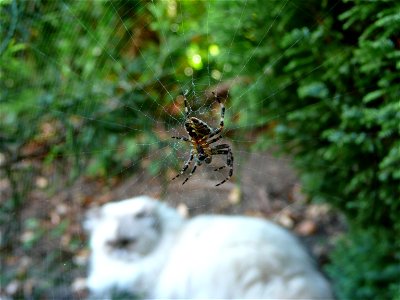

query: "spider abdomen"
(185, 117), (212, 140)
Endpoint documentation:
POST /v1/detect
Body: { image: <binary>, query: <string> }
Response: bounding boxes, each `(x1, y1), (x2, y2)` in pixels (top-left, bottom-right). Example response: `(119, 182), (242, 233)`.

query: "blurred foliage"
(326, 228), (400, 299)
(205, 0), (400, 299)
(1, 0), (159, 180)
(1, 0), (399, 299)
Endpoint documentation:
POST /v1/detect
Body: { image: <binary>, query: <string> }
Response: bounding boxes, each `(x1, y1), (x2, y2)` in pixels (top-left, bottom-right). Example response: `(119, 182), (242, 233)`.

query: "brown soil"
(0, 150), (346, 299)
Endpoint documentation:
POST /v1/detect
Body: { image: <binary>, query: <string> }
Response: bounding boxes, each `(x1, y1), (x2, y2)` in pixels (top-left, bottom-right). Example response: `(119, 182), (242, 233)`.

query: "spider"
(171, 92), (233, 186)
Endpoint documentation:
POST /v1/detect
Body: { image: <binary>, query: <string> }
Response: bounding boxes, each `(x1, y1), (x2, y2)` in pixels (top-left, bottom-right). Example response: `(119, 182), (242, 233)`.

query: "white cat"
(84, 195), (334, 299)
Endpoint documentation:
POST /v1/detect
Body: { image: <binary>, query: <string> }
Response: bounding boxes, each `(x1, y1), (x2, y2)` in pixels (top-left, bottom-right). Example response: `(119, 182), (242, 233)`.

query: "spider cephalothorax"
(171, 92), (233, 186)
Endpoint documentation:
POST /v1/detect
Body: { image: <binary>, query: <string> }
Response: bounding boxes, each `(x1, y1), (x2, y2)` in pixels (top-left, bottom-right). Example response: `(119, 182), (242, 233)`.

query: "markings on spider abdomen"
(185, 117), (212, 139)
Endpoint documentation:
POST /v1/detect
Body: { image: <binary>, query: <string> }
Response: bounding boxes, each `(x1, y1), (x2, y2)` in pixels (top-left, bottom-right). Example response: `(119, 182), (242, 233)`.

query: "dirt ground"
(1, 150), (346, 299)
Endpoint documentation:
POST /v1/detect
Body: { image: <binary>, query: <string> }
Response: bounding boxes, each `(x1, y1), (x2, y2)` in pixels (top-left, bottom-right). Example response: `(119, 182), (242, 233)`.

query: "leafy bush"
(0, 0), (217, 182)
(0, 1), (173, 182)
(206, 0), (400, 298)
(326, 228), (400, 299)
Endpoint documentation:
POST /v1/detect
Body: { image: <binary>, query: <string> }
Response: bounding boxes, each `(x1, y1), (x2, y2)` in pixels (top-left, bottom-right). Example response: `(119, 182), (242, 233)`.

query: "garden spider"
(171, 92), (233, 186)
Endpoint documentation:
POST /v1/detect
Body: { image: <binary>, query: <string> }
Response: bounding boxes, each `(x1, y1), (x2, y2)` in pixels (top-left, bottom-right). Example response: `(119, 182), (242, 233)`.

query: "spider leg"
(183, 91), (190, 118)
(205, 128), (222, 141)
(172, 150), (194, 180)
(171, 136), (190, 142)
(211, 144), (230, 151)
(211, 149), (229, 171)
(182, 161), (199, 185)
(205, 92), (225, 141)
(206, 134), (223, 145)
(210, 146), (234, 186)
(212, 91), (225, 129)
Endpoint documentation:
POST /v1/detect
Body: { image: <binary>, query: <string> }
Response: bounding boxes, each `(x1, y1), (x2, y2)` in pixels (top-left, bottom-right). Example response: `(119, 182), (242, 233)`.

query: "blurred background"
(1, 0), (399, 299)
